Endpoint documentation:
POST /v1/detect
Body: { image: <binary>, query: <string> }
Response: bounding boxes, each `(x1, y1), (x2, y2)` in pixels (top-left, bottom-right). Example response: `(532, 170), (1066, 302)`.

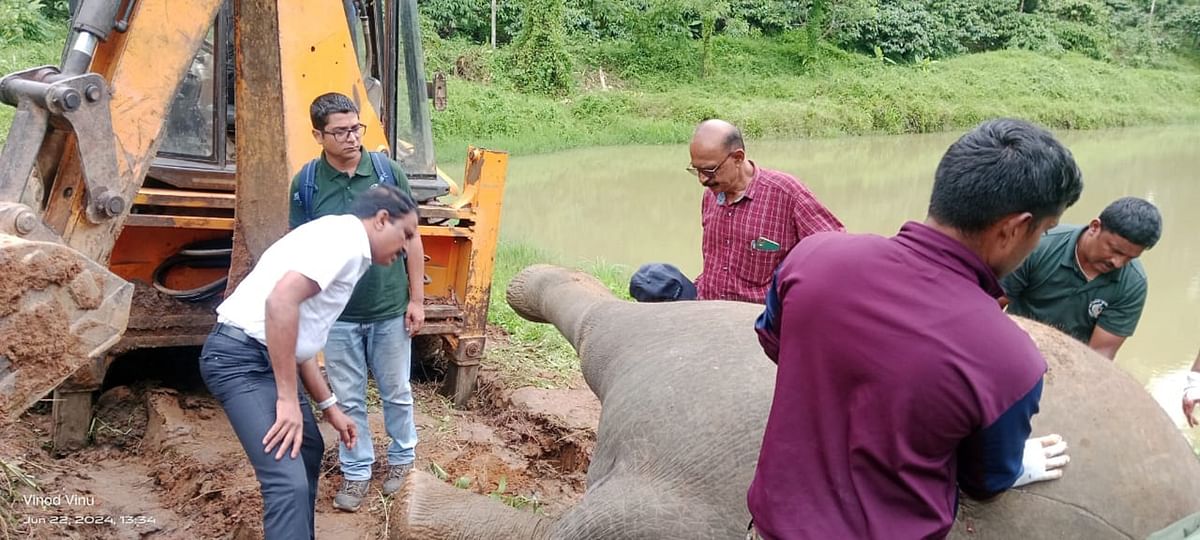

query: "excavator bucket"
(0, 234), (132, 424)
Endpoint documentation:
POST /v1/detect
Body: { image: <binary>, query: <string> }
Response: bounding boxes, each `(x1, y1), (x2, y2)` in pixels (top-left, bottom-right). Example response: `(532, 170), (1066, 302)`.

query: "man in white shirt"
(200, 185), (418, 540)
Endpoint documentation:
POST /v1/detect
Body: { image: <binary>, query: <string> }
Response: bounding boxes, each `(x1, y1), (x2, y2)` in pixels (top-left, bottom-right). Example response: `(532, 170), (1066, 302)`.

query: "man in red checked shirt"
(689, 119), (844, 303)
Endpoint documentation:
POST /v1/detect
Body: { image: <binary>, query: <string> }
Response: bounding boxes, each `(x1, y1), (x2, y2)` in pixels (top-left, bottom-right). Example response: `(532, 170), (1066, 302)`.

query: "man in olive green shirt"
(288, 93), (425, 512)
(1001, 197), (1162, 360)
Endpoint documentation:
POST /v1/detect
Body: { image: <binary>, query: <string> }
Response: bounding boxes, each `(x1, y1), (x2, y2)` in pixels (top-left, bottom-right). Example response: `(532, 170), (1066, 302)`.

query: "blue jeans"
(324, 315), (417, 481)
(199, 324), (323, 540)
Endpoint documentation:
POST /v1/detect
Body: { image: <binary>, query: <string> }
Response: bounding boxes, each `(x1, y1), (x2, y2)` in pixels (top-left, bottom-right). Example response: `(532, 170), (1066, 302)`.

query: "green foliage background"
(3, 0), (1200, 160)
(422, 0), (1200, 63)
(417, 0), (1200, 161)
(503, 0), (574, 94)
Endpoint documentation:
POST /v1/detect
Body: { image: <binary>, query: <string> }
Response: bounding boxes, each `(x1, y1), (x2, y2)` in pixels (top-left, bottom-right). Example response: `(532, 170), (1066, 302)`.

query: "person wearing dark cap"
(1001, 196), (1162, 359)
(629, 263), (698, 302)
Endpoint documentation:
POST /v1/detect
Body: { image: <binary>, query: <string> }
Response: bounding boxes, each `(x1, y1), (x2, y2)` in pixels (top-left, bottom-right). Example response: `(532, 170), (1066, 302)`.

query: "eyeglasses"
(321, 124), (367, 142)
(686, 152), (734, 180)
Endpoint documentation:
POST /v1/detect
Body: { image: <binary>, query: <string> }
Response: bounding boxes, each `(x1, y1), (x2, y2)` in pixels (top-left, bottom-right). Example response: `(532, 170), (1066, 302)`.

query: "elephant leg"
(552, 474), (746, 540)
(390, 471), (554, 540)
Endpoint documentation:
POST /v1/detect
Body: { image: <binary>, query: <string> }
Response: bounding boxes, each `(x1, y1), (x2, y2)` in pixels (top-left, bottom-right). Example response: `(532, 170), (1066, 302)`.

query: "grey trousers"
(199, 324), (324, 540)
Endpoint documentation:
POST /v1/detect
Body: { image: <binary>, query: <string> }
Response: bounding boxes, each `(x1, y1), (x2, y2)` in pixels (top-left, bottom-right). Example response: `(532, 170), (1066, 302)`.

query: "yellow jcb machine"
(0, 0), (507, 450)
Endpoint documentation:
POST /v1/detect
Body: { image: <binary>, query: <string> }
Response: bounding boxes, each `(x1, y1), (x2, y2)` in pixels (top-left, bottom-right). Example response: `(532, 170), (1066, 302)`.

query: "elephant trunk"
(506, 264), (621, 352)
(390, 471), (554, 540)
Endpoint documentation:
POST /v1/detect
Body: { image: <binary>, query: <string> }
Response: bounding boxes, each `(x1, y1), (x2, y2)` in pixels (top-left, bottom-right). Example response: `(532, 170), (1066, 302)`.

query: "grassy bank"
(432, 36), (1200, 163)
(485, 241), (631, 388)
(5, 29), (1198, 166)
(0, 29), (63, 147)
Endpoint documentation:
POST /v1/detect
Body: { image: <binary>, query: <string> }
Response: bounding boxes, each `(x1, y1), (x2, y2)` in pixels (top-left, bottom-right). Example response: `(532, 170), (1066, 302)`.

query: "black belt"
(213, 323), (264, 348)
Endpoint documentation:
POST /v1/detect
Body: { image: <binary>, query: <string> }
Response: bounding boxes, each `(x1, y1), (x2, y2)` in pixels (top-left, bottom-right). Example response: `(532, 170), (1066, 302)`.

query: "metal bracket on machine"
(0, 67), (125, 225)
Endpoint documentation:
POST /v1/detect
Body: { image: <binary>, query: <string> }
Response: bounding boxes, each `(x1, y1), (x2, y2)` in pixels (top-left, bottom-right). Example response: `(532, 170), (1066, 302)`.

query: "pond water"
(493, 125), (1200, 442)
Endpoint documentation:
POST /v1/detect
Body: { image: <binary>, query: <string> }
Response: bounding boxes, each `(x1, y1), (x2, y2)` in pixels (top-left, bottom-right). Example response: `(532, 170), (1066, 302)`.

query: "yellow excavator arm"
(1, 1), (508, 443)
(0, 0), (224, 423)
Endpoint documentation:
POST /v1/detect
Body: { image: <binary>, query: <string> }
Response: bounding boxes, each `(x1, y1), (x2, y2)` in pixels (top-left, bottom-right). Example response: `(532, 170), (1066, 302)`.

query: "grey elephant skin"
(391, 264), (1200, 539)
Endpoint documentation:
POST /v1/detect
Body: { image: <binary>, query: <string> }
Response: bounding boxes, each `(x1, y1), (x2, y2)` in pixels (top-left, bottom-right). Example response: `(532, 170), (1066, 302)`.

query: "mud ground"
(0, 335), (599, 539)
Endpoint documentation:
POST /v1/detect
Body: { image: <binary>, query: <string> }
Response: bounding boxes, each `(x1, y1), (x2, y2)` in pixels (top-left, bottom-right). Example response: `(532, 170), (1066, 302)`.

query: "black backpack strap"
(369, 151), (396, 187)
(298, 158), (320, 221)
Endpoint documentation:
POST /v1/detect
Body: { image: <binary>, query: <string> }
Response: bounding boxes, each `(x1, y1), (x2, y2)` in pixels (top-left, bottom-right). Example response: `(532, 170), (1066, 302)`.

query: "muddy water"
(495, 125), (1200, 442)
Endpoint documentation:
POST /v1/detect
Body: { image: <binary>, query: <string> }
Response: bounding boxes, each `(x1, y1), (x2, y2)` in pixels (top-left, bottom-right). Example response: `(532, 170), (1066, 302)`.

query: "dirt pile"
(0, 244), (82, 319)
(0, 345), (601, 538)
(90, 386), (147, 449)
(0, 238), (134, 424)
(412, 367), (600, 517)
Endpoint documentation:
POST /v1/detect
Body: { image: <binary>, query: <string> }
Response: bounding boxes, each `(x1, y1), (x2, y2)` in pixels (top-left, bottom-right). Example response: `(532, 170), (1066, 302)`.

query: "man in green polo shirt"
(288, 93), (426, 512)
(1001, 197), (1162, 360)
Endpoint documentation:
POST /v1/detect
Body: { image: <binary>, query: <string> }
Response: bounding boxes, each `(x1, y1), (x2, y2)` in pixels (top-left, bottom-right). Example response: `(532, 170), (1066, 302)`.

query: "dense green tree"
(418, 0), (1200, 79)
(505, 0), (574, 94)
(419, 0), (524, 43)
(1165, 4), (1200, 46)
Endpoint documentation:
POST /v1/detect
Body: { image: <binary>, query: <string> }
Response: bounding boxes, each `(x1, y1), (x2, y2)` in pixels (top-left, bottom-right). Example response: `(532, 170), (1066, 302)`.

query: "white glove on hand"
(1183, 372), (1200, 428)
(1012, 434), (1070, 488)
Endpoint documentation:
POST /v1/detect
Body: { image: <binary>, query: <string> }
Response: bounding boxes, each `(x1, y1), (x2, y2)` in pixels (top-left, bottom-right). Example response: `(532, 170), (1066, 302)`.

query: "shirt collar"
(1057, 225), (1087, 271)
(1057, 225), (1118, 283)
(716, 160), (761, 206)
(320, 148), (373, 179)
(894, 221), (1004, 298)
(353, 216), (373, 262)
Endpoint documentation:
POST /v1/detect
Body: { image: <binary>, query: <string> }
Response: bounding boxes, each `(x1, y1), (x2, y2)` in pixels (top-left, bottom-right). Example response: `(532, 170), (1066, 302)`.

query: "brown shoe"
(381, 463), (413, 496)
(333, 479), (371, 512)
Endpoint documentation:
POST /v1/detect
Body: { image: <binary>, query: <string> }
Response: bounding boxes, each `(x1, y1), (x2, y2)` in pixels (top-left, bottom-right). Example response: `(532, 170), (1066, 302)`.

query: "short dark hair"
(1099, 197), (1161, 249)
(310, 92), (358, 131)
(724, 128), (745, 153)
(929, 119), (1083, 233)
(350, 184), (417, 221)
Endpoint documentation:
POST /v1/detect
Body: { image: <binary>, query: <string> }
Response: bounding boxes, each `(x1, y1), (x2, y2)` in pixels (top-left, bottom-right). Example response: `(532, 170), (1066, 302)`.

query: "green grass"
(0, 29), (64, 147)
(485, 241), (631, 388)
(487, 475), (543, 513)
(432, 36), (1200, 163)
(429, 465), (545, 514)
(6, 30), (1198, 168)
(0, 457), (39, 538)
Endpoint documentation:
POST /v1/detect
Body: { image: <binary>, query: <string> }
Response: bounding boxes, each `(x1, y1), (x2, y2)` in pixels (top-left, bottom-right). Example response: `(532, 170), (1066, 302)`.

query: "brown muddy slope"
(0, 362), (597, 539)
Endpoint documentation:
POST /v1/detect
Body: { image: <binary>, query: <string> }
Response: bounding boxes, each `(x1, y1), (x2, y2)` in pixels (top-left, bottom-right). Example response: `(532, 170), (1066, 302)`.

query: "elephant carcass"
(392, 264), (1200, 539)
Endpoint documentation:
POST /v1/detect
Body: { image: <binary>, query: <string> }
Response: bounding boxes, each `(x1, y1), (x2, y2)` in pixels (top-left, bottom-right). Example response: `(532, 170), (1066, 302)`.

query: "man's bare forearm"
(297, 360), (332, 403)
(265, 297), (302, 399)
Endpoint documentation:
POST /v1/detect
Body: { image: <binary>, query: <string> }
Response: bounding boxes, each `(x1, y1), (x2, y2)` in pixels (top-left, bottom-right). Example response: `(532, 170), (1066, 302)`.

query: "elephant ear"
(950, 317), (1200, 540)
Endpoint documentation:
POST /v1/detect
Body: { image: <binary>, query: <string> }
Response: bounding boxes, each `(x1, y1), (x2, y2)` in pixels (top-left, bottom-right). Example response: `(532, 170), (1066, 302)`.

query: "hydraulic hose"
(151, 242), (232, 302)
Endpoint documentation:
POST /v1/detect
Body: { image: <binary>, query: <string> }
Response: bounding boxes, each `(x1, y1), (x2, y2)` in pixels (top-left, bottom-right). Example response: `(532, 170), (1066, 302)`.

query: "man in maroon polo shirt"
(748, 119), (1080, 539)
(689, 119), (843, 304)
